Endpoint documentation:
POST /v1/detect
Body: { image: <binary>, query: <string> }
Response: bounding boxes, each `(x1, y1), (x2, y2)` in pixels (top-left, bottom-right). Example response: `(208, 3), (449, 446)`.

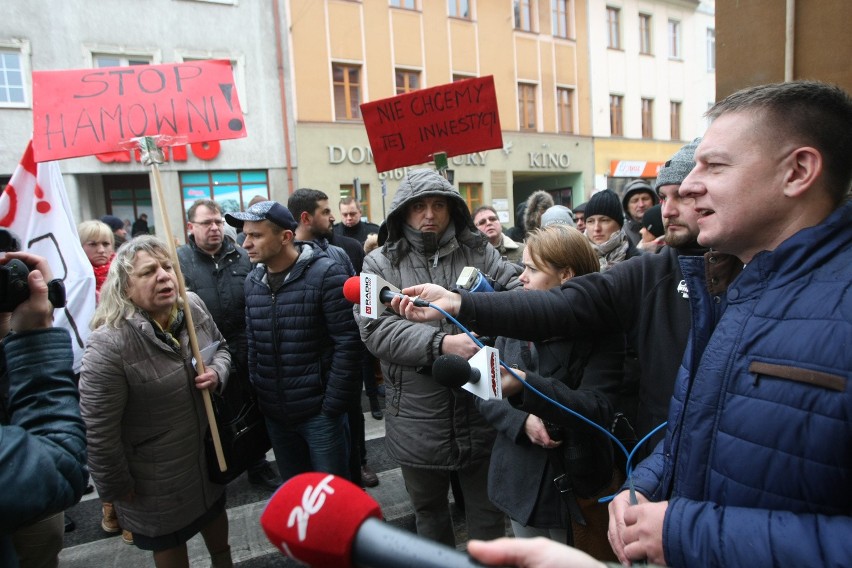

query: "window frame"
(448, 0), (471, 19)
(609, 94), (624, 136)
(518, 83), (538, 131)
(641, 98), (654, 139)
(670, 101), (681, 141)
(514, 0), (535, 32)
(639, 13), (653, 55)
(177, 51), (248, 113)
(556, 87), (574, 134)
(395, 68), (421, 95)
(668, 19), (681, 59)
(332, 62), (363, 122)
(390, 0), (417, 10)
(552, 0), (571, 38)
(606, 6), (621, 49)
(179, 170), (270, 221)
(0, 40), (31, 108)
(706, 28), (716, 71)
(458, 182), (483, 213)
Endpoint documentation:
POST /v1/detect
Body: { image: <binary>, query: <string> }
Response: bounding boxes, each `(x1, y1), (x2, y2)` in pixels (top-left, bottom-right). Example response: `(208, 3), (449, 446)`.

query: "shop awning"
(609, 160), (665, 178)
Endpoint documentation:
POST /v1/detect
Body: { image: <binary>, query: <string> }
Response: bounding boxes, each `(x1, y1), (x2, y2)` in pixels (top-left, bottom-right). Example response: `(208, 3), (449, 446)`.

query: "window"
(332, 64), (362, 121)
(390, 0), (416, 9)
(0, 47), (25, 106)
(458, 183), (483, 213)
(668, 19), (681, 59)
(180, 170), (269, 219)
(639, 14), (652, 54)
(518, 83), (537, 131)
(556, 87), (574, 133)
(453, 73), (474, 82)
(180, 53), (247, 112)
(552, 0), (570, 38)
(395, 69), (420, 95)
(93, 54), (152, 67)
(104, 175), (152, 231)
(609, 94), (623, 136)
(340, 184), (371, 221)
(641, 98), (653, 139)
(448, 0), (470, 19)
(514, 0), (534, 32)
(707, 28), (716, 71)
(606, 7), (621, 49)
(670, 101), (681, 140)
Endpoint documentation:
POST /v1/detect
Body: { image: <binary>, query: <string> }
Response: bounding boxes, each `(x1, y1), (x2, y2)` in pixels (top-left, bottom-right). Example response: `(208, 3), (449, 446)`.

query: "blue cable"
(428, 301), (668, 503)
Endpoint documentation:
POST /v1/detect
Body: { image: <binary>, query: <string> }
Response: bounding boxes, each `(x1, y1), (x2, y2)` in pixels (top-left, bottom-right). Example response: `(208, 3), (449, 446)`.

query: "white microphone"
(432, 347), (502, 400)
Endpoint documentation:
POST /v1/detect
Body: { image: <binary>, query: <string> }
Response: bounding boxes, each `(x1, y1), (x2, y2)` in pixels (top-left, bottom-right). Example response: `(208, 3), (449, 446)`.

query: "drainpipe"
(784, 0), (795, 82)
(273, 0), (295, 193)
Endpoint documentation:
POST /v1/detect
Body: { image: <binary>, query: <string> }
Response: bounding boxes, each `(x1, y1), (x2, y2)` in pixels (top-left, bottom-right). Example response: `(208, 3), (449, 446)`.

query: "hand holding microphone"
(261, 472), (488, 568)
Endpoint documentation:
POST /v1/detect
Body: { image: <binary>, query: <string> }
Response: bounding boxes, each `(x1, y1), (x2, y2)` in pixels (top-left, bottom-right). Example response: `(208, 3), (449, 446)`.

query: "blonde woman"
(477, 225), (624, 560)
(79, 236), (233, 568)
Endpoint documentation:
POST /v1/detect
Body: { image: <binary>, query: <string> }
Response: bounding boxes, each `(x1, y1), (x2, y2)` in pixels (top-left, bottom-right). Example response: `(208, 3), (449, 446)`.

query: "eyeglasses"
(475, 216), (499, 227)
(194, 219), (225, 228)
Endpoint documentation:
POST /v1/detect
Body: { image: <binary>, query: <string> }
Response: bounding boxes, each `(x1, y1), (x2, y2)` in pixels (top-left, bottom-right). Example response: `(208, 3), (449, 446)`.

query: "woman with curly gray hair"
(80, 236), (234, 568)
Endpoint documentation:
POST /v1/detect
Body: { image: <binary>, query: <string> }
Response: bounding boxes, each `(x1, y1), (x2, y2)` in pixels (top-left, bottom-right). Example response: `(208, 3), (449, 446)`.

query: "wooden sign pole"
(137, 136), (227, 473)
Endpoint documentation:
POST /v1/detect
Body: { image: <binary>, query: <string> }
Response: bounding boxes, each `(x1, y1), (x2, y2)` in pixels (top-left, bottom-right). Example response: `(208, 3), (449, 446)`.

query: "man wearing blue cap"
(226, 201), (362, 482)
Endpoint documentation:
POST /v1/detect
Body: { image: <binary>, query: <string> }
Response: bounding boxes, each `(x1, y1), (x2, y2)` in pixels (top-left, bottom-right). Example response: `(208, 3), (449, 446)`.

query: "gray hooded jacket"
(358, 169), (520, 469)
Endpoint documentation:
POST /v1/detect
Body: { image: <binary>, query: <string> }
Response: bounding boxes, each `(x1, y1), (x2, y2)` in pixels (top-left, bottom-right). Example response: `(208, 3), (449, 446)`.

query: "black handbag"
(205, 388), (271, 485)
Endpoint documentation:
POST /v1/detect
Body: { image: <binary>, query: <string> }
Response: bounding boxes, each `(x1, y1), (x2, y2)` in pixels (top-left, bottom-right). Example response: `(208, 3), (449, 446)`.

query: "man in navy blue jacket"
(395, 81), (852, 568)
(226, 201), (362, 483)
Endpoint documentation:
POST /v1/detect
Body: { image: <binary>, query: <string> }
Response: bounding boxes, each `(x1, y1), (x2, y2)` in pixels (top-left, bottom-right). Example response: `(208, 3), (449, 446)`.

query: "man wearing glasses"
(472, 205), (524, 264)
(177, 199), (281, 491)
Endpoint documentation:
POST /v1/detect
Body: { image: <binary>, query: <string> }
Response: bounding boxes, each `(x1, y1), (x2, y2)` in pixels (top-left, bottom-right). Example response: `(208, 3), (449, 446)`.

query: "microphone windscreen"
(432, 354), (472, 389)
(342, 276), (361, 304)
(260, 472), (382, 568)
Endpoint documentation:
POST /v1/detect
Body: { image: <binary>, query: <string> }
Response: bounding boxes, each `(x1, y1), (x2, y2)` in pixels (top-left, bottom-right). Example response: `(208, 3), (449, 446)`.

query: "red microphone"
(261, 472), (486, 568)
(343, 275), (429, 307)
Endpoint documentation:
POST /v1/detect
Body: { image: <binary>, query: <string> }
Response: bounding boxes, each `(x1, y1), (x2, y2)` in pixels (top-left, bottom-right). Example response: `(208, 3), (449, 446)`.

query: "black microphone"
(432, 354), (481, 388)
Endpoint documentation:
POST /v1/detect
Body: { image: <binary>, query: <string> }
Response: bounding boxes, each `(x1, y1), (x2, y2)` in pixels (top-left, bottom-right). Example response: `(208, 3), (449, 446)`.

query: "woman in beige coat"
(80, 236), (233, 568)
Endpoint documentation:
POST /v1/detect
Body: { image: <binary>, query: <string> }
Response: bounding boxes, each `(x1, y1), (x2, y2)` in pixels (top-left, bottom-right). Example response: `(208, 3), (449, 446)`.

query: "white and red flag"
(0, 140), (96, 371)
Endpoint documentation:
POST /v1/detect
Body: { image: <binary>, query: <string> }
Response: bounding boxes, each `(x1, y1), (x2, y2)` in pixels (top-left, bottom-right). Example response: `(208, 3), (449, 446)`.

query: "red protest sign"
(32, 59), (246, 162)
(360, 76), (502, 173)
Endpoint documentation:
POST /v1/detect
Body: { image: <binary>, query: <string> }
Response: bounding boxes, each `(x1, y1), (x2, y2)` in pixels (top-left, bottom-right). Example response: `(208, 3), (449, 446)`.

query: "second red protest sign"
(360, 76), (503, 173)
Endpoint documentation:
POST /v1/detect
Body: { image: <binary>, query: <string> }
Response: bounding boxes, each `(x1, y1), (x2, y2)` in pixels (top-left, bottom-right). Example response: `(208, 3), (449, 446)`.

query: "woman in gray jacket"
(80, 236), (233, 568)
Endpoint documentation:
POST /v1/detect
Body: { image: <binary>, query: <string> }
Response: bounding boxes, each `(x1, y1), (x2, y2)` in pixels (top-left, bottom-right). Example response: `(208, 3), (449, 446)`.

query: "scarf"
(91, 255), (113, 302)
(590, 230), (630, 272)
(142, 304), (185, 354)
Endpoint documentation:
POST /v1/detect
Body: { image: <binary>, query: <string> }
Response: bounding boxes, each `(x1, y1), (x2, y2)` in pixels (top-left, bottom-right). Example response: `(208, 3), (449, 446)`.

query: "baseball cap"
(225, 201), (297, 231)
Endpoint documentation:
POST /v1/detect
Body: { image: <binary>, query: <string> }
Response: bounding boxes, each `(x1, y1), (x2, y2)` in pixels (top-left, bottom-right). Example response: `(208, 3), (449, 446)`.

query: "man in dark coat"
(177, 199), (280, 491)
(226, 201), (361, 482)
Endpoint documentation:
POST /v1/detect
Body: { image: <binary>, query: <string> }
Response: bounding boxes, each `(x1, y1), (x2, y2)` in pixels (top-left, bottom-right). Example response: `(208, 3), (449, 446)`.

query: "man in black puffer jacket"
(226, 201), (362, 483)
(177, 199), (281, 491)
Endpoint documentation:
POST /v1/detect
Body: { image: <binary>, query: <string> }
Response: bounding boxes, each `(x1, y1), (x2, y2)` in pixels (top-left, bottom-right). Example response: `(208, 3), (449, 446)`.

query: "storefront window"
(180, 170), (269, 220)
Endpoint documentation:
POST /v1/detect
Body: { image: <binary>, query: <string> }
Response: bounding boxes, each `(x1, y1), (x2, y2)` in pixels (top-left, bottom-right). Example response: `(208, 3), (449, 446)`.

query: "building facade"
(588, 0), (715, 193)
(1, 0), (293, 239)
(285, 0), (596, 227)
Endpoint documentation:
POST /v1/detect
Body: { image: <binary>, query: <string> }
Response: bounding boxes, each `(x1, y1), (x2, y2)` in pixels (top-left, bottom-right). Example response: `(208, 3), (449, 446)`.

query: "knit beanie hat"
(655, 137), (701, 190)
(573, 201), (587, 214)
(540, 205), (576, 228)
(100, 215), (124, 232)
(621, 180), (657, 213)
(584, 190), (624, 227)
(641, 204), (665, 237)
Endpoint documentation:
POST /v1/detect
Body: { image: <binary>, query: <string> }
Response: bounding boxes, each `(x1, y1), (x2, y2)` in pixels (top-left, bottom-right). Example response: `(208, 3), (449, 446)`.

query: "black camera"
(0, 228), (66, 313)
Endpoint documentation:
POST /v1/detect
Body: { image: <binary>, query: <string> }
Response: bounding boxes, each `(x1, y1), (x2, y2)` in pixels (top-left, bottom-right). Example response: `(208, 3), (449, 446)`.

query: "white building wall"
(588, 0), (715, 141)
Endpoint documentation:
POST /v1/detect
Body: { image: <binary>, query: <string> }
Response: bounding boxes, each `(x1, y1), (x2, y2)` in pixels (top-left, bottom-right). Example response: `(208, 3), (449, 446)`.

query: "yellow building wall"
(594, 139), (684, 178)
(288, 0), (593, 137)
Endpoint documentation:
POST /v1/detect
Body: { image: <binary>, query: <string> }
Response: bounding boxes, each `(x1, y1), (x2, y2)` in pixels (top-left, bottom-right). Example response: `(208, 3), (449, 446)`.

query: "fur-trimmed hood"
(523, 190), (554, 235)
